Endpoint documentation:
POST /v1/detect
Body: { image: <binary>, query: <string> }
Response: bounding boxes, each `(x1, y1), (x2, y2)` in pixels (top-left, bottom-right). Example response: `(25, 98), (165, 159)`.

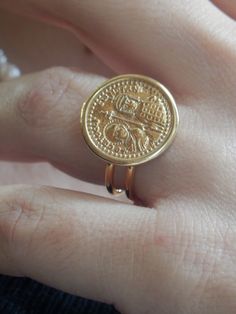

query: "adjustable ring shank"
(105, 164), (135, 201)
(105, 164), (123, 195)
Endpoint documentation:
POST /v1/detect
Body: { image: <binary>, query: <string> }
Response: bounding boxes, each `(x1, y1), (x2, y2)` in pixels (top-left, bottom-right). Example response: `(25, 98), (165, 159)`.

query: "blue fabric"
(0, 275), (120, 314)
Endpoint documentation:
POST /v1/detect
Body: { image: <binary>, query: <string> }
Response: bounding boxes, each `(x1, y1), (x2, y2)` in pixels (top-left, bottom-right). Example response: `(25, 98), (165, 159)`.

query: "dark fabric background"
(0, 275), (120, 314)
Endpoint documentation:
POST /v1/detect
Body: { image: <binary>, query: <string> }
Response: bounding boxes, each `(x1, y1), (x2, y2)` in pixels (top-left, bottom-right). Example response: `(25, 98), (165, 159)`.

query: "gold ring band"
(81, 74), (179, 202)
(105, 164), (135, 200)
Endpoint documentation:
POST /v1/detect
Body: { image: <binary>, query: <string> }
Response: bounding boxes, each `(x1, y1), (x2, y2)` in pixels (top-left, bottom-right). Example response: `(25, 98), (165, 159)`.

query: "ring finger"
(1, 67), (234, 208)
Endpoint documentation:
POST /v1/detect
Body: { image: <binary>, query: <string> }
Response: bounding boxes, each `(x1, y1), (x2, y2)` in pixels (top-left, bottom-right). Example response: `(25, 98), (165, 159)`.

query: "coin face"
(81, 75), (179, 166)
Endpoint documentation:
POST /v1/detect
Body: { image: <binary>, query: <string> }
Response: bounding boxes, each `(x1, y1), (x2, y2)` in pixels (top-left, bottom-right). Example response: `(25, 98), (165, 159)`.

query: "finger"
(0, 67), (107, 184)
(211, 0), (236, 20)
(0, 185), (235, 314)
(0, 184), (159, 312)
(1, 0), (235, 96)
(0, 67), (234, 207)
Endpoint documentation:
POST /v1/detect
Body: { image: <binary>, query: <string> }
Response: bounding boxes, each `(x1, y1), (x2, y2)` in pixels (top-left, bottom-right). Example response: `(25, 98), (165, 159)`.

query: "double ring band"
(81, 74), (179, 201)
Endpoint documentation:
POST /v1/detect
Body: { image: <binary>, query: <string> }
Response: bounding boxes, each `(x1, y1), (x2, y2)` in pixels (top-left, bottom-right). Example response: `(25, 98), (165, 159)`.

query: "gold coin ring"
(81, 74), (179, 201)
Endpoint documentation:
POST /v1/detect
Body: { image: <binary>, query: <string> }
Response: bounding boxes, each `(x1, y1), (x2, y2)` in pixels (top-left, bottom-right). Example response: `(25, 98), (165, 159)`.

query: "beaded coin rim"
(80, 74), (179, 166)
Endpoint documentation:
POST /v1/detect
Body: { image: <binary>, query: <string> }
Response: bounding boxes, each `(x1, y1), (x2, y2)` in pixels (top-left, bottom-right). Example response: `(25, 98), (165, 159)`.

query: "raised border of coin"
(81, 74), (179, 166)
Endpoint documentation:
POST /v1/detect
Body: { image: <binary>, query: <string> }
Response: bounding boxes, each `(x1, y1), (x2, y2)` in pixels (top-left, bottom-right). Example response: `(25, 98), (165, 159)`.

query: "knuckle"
(0, 185), (44, 248)
(16, 67), (78, 128)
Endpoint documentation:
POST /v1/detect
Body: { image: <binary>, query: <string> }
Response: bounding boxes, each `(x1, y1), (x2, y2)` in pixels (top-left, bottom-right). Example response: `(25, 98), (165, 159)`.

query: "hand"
(0, 1), (235, 313)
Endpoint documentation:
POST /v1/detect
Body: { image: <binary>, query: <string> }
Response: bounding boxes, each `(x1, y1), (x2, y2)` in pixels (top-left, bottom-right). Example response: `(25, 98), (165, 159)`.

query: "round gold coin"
(81, 74), (179, 166)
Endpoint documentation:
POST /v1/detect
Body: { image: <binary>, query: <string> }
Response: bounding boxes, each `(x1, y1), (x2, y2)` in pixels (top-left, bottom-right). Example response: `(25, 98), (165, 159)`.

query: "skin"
(0, 1), (235, 313)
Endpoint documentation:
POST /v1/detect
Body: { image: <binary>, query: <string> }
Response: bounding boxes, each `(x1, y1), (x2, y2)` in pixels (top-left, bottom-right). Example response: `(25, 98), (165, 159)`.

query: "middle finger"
(1, 0), (236, 96)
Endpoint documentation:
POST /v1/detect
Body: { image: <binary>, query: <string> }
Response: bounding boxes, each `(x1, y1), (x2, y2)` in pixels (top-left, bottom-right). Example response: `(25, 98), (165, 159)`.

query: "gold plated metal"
(105, 164), (135, 200)
(105, 163), (123, 195)
(125, 166), (135, 200)
(81, 74), (179, 201)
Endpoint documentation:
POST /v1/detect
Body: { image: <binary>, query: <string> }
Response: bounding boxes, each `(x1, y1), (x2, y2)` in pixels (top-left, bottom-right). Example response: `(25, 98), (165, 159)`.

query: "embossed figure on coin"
(101, 92), (166, 154)
(104, 122), (149, 153)
(82, 75), (178, 165)
(114, 94), (166, 133)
